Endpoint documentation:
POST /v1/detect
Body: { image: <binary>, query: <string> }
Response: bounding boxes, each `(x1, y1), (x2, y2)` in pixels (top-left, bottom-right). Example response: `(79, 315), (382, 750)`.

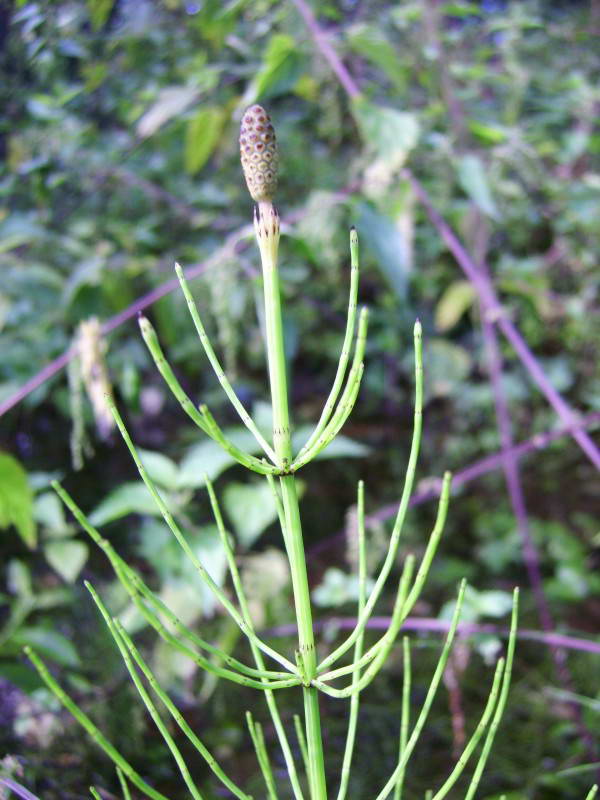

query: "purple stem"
(290, 0), (362, 100)
(0, 777), (41, 800)
(479, 286), (554, 632)
(266, 617), (600, 657)
(404, 169), (600, 472)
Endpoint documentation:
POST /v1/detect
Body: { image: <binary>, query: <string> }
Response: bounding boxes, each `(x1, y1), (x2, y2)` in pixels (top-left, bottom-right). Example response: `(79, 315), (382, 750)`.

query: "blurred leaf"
(457, 155), (499, 219)
(312, 568), (374, 608)
(222, 481), (278, 549)
(12, 627), (80, 667)
(177, 428), (259, 488)
(440, 586), (513, 624)
(352, 98), (419, 172)
(291, 428), (370, 460)
(136, 86), (200, 139)
(138, 449), (180, 491)
(34, 492), (70, 538)
(347, 25), (405, 90)
(467, 119), (507, 144)
(88, 481), (161, 526)
(0, 452), (36, 548)
(87, 0), (114, 30)
(425, 339), (471, 398)
(435, 280), (476, 331)
(44, 540), (89, 584)
(7, 560), (32, 597)
(185, 106), (226, 175)
(357, 203), (412, 299)
(441, 2), (480, 16)
(241, 548), (289, 612)
(252, 34), (302, 100)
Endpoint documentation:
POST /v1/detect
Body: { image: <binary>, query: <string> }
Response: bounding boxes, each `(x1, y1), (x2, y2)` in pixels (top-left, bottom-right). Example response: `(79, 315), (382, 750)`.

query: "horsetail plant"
(25, 104), (525, 800)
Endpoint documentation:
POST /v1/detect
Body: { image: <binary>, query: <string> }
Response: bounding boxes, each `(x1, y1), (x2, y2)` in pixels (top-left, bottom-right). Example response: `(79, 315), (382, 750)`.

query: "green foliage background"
(1, 0), (599, 797)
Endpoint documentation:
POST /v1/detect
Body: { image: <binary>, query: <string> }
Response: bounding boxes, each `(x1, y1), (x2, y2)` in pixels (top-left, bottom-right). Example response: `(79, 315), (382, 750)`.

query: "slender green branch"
(317, 320), (424, 673)
(314, 556), (414, 699)
(247, 712), (279, 800)
(90, 788), (102, 800)
(199, 403), (281, 475)
(317, 469), (451, 676)
(294, 713), (310, 778)
(297, 228), (360, 458)
(317, 550), (417, 684)
(52, 480), (294, 684)
(138, 315), (210, 435)
(175, 262), (280, 467)
(373, 580), (467, 800)
(393, 636), (411, 800)
(24, 647), (172, 800)
(111, 615), (252, 800)
(139, 316), (277, 475)
(430, 657), (505, 799)
(336, 480), (367, 800)
(108, 398), (297, 674)
(585, 786), (599, 800)
(175, 264), (281, 466)
(464, 588), (519, 800)
(116, 768), (132, 800)
(85, 583), (205, 800)
(292, 307), (368, 471)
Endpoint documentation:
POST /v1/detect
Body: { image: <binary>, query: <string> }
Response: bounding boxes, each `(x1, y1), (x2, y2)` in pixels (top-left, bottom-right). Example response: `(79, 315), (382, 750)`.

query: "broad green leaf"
(44, 540), (89, 583)
(185, 106), (226, 175)
(0, 452), (36, 548)
(12, 627), (80, 667)
(222, 481), (278, 548)
(352, 98), (419, 172)
(457, 154), (499, 219)
(88, 481), (161, 526)
(435, 280), (476, 331)
(251, 34), (302, 100)
(138, 449), (180, 491)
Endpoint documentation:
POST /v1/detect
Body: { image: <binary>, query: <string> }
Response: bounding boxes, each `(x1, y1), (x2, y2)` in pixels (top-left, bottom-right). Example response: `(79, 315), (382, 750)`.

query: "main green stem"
(259, 202), (327, 800)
